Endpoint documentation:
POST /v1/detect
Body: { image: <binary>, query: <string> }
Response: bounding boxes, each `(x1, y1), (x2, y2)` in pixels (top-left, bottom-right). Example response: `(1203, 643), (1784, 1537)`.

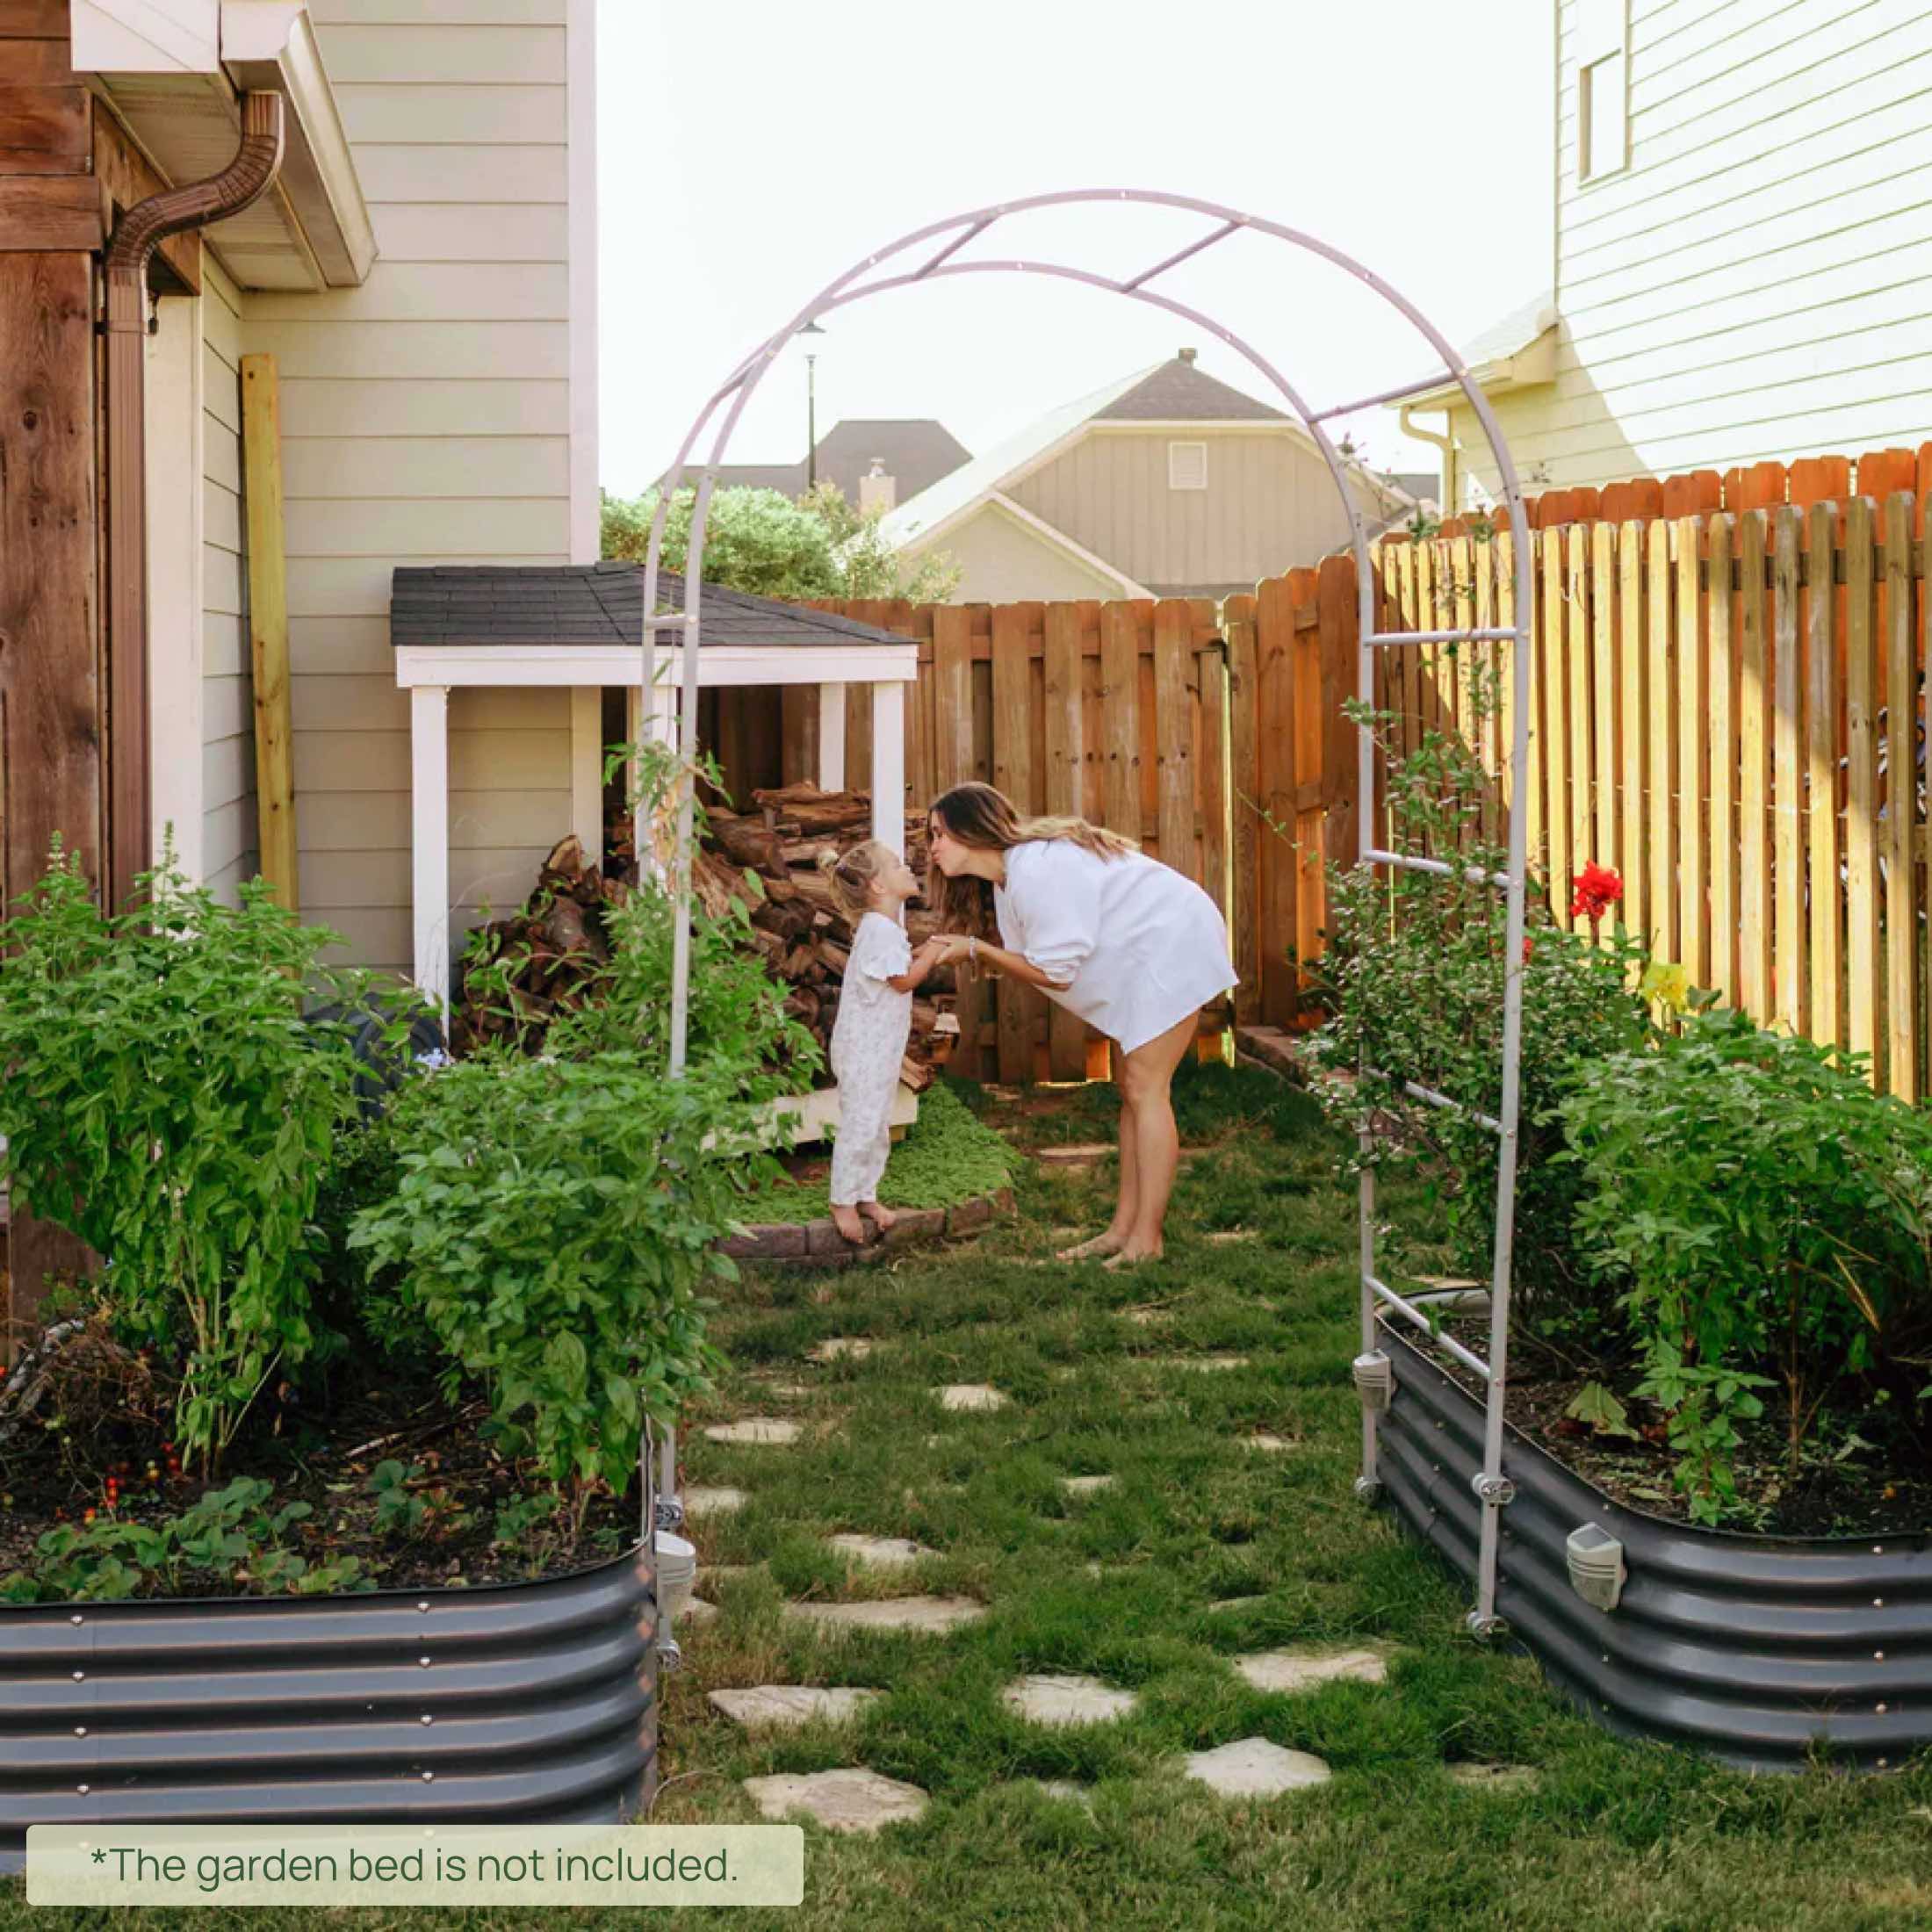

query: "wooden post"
(1805, 503), (1842, 1046)
(930, 603), (983, 1077)
(1252, 575), (1297, 1026)
(816, 681), (846, 793)
(1771, 508), (1804, 1036)
(1042, 602), (1091, 1077)
(991, 600), (1042, 1084)
(1844, 499), (1880, 1074)
(1224, 594), (1261, 1025)
(240, 354), (297, 913)
(1883, 493), (1919, 1099)
(1738, 508), (1770, 1018)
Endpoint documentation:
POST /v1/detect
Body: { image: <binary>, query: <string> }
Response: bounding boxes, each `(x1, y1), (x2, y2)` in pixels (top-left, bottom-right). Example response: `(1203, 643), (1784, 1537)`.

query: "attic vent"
(1168, 440), (1208, 491)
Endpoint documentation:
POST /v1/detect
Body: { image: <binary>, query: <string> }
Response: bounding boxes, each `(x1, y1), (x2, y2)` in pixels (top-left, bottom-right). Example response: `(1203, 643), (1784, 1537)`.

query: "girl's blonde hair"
(924, 782), (1135, 940)
(817, 837), (897, 922)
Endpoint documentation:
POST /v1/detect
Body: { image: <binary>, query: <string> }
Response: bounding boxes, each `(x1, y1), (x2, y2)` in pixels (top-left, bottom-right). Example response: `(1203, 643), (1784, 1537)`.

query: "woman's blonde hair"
(924, 782), (1135, 940)
(817, 837), (897, 922)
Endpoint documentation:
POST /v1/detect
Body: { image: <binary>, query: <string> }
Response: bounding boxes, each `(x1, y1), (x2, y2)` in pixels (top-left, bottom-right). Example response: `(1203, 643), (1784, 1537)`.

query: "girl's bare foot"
(1103, 1244), (1163, 1271)
(831, 1204), (868, 1244)
(859, 1201), (898, 1233)
(1056, 1230), (1126, 1262)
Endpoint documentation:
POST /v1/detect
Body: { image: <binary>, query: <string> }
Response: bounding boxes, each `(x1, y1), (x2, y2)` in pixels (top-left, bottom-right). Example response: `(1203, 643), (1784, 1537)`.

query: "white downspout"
(1400, 403), (1459, 517)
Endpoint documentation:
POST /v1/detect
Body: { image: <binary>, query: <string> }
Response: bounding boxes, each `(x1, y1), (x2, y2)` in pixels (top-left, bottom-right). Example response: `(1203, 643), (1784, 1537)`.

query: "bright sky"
(595, 1), (1555, 501)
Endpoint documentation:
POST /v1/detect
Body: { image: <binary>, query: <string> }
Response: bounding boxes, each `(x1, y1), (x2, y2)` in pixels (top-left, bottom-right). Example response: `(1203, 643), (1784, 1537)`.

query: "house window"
(1168, 441), (1208, 490)
(1575, 0), (1627, 184)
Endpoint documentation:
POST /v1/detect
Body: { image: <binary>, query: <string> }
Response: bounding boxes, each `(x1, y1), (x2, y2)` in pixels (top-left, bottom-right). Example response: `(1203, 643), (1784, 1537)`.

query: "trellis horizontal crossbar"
(1365, 627), (1525, 646)
(1365, 1071), (1503, 1136)
(1366, 1277), (1494, 1381)
(1308, 371), (1460, 422)
(1364, 847), (1512, 889)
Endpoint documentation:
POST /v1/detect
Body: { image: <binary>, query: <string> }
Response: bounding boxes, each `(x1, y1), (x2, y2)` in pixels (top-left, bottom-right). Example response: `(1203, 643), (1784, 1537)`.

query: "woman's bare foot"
(831, 1203), (868, 1244)
(1103, 1244), (1163, 1271)
(859, 1200), (898, 1233)
(1056, 1230), (1126, 1262)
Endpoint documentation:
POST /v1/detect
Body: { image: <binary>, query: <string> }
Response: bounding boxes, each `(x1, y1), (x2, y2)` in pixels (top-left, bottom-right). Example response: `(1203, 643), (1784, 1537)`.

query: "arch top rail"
(1366, 626), (1526, 647)
(1308, 370), (1463, 422)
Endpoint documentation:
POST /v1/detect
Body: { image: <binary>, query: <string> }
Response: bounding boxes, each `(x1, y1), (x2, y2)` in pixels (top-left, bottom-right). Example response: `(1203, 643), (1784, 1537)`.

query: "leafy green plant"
(1559, 1009), (1932, 1521)
(349, 1048), (762, 1501)
(0, 847), (388, 1472)
(369, 1459), (429, 1534)
(0, 1477), (367, 1603)
(1309, 697), (1655, 1320)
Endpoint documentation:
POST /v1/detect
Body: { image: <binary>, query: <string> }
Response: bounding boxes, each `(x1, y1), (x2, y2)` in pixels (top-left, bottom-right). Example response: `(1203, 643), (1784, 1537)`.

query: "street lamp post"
(799, 321), (825, 489)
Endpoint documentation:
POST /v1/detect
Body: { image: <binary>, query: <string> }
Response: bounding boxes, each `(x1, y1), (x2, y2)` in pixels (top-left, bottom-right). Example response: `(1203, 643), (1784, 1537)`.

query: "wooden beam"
(241, 355), (299, 912)
(0, 249), (101, 1352)
(0, 4), (71, 38)
(0, 83), (88, 173)
(0, 172), (106, 249)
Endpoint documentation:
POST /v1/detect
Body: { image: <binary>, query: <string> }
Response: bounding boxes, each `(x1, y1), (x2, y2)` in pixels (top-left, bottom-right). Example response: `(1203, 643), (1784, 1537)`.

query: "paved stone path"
(742, 1768), (929, 1834)
(703, 1417), (800, 1445)
(781, 1595), (987, 1635)
(828, 1533), (932, 1570)
(1181, 1738), (1332, 1796)
(709, 1686), (883, 1731)
(934, 1383), (1008, 1412)
(1001, 1674), (1139, 1727)
(1234, 1646), (1388, 1693)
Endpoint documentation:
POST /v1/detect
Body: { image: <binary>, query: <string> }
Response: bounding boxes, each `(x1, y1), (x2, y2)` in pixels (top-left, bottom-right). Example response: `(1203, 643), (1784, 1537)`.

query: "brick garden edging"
(718, 1186), (1016, 1268)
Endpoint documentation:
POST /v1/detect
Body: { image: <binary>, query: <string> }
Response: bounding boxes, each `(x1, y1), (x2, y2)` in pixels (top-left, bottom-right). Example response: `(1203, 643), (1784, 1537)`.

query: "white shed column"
(569, 686), (603, 857)
(871, 680), (905, 854)
(817, 682), (847, 792)
(411, 684), (451, 1022)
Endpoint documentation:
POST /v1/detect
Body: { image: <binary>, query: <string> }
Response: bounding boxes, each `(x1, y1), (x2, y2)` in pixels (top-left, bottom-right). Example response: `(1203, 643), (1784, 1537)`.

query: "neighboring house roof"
(1393, 293), (1560, 411)
(390, 565), (907, 649)
(883, 351), (1409, 556)
(666, 419), (972, 506)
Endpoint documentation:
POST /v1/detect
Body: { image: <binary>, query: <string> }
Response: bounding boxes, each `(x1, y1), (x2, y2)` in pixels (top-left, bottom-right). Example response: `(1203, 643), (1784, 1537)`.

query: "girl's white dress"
(829, 909), (912, 1208)
(993, 839), (1237, 1055)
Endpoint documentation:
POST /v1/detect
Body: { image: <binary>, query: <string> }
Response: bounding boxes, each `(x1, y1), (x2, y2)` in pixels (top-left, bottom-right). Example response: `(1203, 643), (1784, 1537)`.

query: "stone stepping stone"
(743, 1767), (929, 1835)
(829, 1533), (932, 1570)
(1243, 1432), (1298, 1453)
(703, 1417), (800, 1445)
(935, 1383), (1008, 1412)
(782, 1595), (986, 1635)
(1001, 1674), (1139, 1727)
(1208, 1596), (1268, 1616)
(702, 1563), (760, 1583)
(681, 1597), (718, 1626)
(1147, 1354), (1250, 1372)
(1029, 1779), (1095, 1809)
(808, 1337), (873, 1363)
(764, 1381), (811, 1399)
(1035, 1143), (1114, 1166)
(683, 1485), (746, 1516)
(1206, 1229), (1258, 1245)
(1059, 1474), (1115, 1497)
(709, 1685), (883, 1730)
(1235, 1647), (1388, 1694)
(1181, 1737), (1331, 1797)
(1449, 1763), (1541, 1793)
(1121, 1305), (1170, 1326)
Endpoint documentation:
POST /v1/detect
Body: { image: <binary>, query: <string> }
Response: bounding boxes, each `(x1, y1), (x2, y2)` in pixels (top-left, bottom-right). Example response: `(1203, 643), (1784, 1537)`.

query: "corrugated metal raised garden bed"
(0, 1540), (658, 1873)
(1376, 1313), (1932, 1771)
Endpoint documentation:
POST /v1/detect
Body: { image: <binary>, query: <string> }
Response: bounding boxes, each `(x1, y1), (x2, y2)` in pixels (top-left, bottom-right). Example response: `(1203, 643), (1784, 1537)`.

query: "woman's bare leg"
(1056, 1041), (1140, 1260)
(1103, 1012), (1200, 1267)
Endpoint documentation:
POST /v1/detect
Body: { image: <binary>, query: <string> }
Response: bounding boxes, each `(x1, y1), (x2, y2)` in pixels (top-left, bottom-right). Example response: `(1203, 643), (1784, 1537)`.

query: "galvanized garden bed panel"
(1378, 1316), (1932, 1771)
(0, 1542), (658, 1871)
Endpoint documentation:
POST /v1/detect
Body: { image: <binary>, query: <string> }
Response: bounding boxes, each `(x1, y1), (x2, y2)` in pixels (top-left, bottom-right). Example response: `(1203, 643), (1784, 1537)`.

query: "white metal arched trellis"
(641, 191), (1536, 1646)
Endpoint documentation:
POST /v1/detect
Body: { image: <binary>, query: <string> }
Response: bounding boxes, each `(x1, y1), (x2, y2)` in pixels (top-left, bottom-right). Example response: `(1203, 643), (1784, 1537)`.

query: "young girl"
(817, 840), (945, 1244)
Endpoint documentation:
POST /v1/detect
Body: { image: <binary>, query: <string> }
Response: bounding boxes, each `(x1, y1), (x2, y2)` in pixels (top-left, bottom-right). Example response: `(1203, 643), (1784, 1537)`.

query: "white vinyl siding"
(1450, 1), (1932, 496)
(200, 257), (256, 906)
(269, 1), (580, 977)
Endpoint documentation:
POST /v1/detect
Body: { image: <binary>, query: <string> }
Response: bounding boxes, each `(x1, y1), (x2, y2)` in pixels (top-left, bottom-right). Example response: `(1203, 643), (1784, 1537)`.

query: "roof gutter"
(102, 90), (285, 912)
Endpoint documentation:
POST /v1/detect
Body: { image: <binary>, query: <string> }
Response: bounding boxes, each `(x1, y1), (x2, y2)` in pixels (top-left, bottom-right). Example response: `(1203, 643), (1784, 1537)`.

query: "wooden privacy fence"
(711, 595), (1294, 1079)
(1367, 499), (1932, 1098)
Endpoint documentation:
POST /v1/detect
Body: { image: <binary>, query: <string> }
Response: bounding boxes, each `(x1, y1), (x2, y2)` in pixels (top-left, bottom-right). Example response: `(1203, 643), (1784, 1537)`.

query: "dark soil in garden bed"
(0, 1355), (636, 1602)
(1413, 1310), (1932, 1539)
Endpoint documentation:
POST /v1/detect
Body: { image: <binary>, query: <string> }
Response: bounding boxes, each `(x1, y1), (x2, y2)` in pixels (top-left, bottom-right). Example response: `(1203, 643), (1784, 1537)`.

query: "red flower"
(1522, 937), (1534, 964)
(1570, 862), (1624, 923)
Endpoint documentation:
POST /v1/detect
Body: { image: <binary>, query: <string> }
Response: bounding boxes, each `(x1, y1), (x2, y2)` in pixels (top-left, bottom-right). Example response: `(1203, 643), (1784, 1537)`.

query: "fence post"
(1225, 593), (1261, 1025)
(1253, 574), (1299, 1026)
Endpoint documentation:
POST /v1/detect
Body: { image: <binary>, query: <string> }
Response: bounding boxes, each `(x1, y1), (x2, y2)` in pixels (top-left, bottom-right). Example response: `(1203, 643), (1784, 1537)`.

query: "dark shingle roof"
(660, 419), (972, 507)
(390, 565), (909, 650)
(1094, 356), (1286, 422)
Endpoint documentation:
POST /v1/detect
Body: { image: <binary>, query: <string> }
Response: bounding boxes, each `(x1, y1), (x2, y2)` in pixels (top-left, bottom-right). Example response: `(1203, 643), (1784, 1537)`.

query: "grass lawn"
(5, 1061), (1930, 1929)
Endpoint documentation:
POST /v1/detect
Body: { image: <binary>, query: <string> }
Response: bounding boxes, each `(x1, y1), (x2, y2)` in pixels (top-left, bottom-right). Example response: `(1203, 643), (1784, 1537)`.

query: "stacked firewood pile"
(451, 783), (960, 1088)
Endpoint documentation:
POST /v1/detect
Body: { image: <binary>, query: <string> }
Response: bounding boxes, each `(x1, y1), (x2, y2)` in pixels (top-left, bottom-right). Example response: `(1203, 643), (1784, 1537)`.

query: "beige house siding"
(1008, 429), (1398, 590)
(939, 504), (1131, 603)
(201, 257), (256, 905)
(259, 0), (585, 977)
(1452, 0), (1932, 497)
